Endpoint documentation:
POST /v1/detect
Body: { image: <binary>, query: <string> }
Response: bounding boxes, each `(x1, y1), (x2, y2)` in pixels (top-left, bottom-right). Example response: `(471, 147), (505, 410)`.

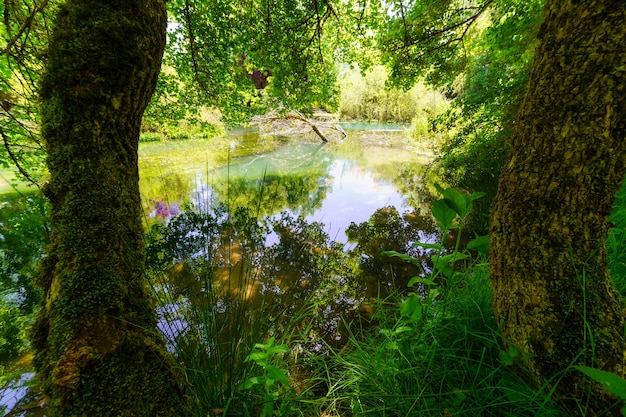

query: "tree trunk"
(32, 0), (187, 415)
(490, 1), (626, 414)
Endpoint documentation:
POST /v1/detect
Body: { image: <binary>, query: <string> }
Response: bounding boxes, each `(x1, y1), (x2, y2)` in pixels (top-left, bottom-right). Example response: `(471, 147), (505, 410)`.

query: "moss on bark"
(490, 1), (626, 415)
(32, 0), (187, 415)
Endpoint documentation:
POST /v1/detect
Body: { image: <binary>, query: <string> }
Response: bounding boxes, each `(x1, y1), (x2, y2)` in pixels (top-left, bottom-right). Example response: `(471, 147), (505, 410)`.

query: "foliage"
(146, 199), (361, 415)
(363, 0), (545, 233)
(0, 0), (57, 185)
(437, 0), (544, 193)
(0, 193), (47, 362)
(164, 0), (344, 125)
(239, 337), (293, 417)
(575, 366), (626, 416)
(377, 0), (492, 89)
(317, 186), (564, 416)
(338, 65), (447, 124)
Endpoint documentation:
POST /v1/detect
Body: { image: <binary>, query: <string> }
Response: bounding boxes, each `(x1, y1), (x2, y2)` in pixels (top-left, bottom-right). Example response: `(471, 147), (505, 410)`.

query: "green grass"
(313, 264), (564, 417)
(148, 185), (574, 416)
(3, 170), (622, 415)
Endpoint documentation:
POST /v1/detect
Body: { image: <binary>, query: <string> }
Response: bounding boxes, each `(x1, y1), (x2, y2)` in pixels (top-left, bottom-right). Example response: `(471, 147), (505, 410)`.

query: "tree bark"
(490, 1), (626, 414)
(32, 0), (187, 415)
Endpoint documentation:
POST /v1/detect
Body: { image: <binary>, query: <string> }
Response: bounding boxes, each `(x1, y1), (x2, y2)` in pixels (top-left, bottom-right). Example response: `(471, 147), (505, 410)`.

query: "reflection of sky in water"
(0, 372), (35, 414)
(144, 139), (416, 245)
(188, 153), (409, 245)
(304, 160), (406, 242)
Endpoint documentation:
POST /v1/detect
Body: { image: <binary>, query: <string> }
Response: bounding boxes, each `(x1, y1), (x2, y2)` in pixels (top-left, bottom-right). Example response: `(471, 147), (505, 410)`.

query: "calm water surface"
(1, 127), (442, 416)
(139, 128), (435, 243)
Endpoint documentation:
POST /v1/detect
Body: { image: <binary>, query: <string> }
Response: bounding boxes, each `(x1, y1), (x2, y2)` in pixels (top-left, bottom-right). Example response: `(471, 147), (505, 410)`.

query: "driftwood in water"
(254, 110), (346, 142)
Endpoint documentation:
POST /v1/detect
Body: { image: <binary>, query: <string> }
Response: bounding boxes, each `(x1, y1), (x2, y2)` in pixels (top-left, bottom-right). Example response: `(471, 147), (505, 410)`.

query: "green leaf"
(435, 183), (473, 217)
(575, 366), (626, 400)
(239, 376), (263, 391)
(383, 341), (399, 350)
(394, 326), (413, 335)
(499, 349), (513, 366)
(400, 293), (422, 321)
(428, 288), (440, 301)
(467, 234), (489, 254)
(379, 329), (393, 337)
(432, 199), (457, 230)
(265, 365), (290, 387)
(412, 242), (443, 250)
(445, 191), (471, 218)
(382, 250), (420, 266)
(433, 252), (468, 277)
(261, 399), (274, 417)
(245, 351), (267, 364)
(469, 191), (486, 201)
(267, 344), (289, 356)
(407, 276), (436, 287)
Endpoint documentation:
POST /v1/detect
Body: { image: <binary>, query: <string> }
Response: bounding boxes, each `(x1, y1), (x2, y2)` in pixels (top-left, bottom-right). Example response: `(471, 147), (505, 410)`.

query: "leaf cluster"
(164, 0), (345, 125)
(0, 0), (56, 184)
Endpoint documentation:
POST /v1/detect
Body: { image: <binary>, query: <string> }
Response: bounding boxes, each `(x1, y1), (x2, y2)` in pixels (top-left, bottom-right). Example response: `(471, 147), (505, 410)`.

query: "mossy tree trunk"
(32, 0), (187, 415)
(490, 1), (626, 414)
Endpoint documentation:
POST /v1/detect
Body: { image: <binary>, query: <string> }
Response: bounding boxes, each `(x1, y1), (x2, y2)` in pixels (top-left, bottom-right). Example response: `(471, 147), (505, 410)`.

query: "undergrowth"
(308, 186), (564, 416)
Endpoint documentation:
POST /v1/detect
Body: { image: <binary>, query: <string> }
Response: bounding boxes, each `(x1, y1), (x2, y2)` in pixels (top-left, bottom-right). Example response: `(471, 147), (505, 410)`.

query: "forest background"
(1, 0), (626, 416)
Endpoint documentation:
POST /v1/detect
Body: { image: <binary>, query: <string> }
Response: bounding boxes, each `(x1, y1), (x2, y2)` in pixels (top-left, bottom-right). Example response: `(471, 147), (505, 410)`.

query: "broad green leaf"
(382, 250), (420, 266)
(432, 199), (457, 230)
(266, 365), (290, 386)
(267, 344), (289, 356)
(407, 276), (436, 287)
(400, 293), (422, 321)
(261, 400), (274, 417)
(245, 351), (267, 364)
(432, 254), (453, 277)
(435, 183), (471, 217)
(412, 242), (443, 250)
(444, 191), (471, 218)
(439, 252), (470, 263)
(433, 252), (468, 277)
(239, 376), (262, 390)
(394, 326), (413, 335)
(428, 288), (440, 301)
(467, 235), (489, 254)
(383, 341), (399, 350)
(469, 191), (486, 201)
(575, 366), (626, 400)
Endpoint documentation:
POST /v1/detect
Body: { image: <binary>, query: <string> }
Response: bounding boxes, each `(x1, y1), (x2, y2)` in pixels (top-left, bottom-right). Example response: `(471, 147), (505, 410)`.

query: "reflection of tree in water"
(208, 142), (334, 217)
(258, 214), (362, 348)
(144, 200), (444, 409)
(139, 171), (194, 223)
(223, 173), (330, 217)
(146, 205), (363, 343)
(391, 163), (441, 211)
(346, 206), (440, 298)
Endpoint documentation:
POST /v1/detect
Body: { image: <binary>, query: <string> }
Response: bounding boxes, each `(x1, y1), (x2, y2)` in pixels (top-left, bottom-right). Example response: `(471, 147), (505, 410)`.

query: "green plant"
(384, 184), (487, 322)
(239, 337), (292, 417)
(575, 366), (626, 416)
(319, 186), (564, 416)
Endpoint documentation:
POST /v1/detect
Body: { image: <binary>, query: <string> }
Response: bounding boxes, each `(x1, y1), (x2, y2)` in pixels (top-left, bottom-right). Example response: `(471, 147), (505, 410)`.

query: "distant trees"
(338, 65), (448, 125)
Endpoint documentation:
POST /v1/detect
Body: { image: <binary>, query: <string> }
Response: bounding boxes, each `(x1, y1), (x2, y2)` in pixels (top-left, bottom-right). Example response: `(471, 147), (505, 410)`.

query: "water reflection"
(0, 130), (443, 415)
(140, 134), (434, 243)
(142, 132), (443, 349)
